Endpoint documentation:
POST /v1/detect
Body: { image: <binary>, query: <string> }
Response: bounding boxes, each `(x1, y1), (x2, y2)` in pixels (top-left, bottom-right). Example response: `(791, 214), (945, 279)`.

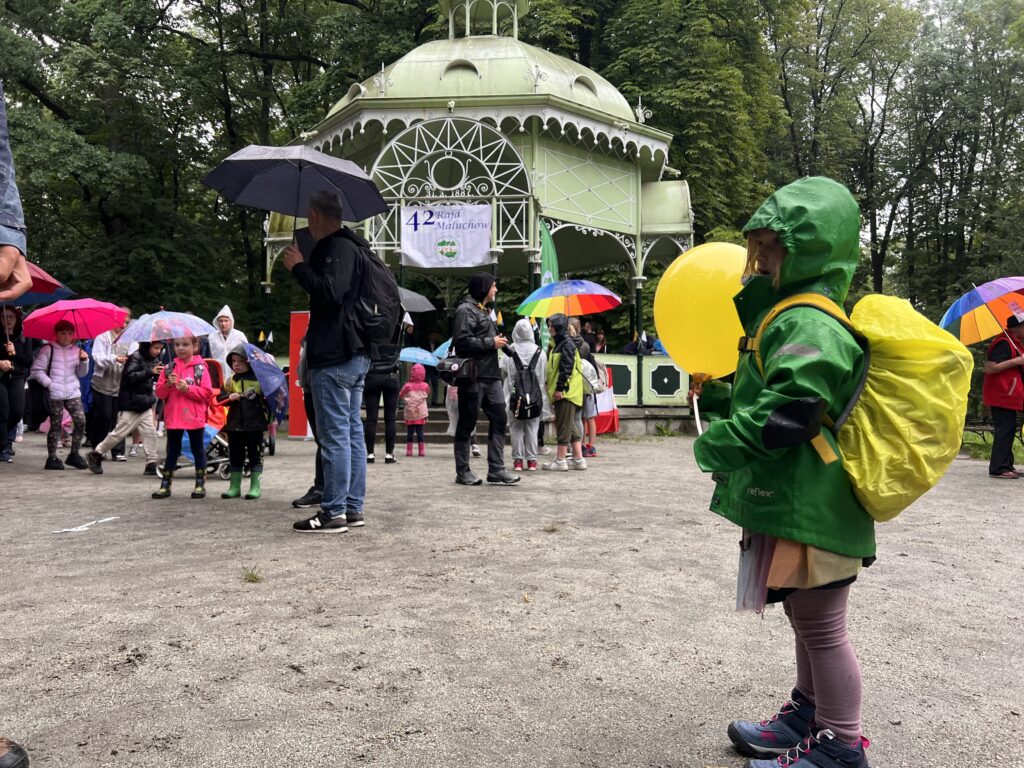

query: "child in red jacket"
(152, 336), (213, 499)
(399, 363), (430, 456)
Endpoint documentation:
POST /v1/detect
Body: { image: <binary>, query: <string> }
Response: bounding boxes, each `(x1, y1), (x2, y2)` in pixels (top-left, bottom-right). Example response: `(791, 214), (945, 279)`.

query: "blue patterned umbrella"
(117, 311), (217, 343)
(400, 347), (438, 367)
(242, 343), (289, 420)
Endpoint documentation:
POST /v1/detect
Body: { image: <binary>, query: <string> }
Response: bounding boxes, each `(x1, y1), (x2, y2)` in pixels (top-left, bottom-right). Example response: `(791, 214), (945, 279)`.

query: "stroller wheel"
(217, 463), (231, 481)
(267, 433), (276, 456)
(155, 463), (165, 479)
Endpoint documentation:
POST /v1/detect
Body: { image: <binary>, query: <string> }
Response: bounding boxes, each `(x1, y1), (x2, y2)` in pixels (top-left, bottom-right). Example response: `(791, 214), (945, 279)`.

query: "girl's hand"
(79, 349), (89, 361)
(167, 372), (177, 385)
(229, 392), (240, 401)
(175, 380), (188, 392)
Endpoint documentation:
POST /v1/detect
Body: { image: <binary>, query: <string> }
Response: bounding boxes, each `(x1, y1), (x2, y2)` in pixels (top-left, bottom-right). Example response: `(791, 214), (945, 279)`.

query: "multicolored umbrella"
(23, 298), (128, 342)
(117, 311), (217, 344)
(516, 279), (621, 318)
(8, 262), (74, 307)
(939, 277), (1024, 345)
(242, 343), (289, 420)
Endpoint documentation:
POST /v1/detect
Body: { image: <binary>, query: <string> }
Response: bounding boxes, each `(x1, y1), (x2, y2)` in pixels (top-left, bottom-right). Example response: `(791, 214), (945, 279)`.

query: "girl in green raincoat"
(692, 177), (874, 768)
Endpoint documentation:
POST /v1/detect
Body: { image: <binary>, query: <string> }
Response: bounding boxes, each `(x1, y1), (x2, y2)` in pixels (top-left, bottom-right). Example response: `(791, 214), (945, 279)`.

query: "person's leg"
(479, 379), (508, 475)
(524, 416), (539, 462)
(46, 395), (64, 457)
(186, 427), (207, 498)
(222, 432), (245, 498)
(454, 381), (482, 479)
(784, 586), (863, 746)
(66, 396), (86, 454)
(345, 357), (369, 515)
(105, 394), (125, 457)
(138, 410), (159, 465)
(362, 375), (382, 457)
(416, 423), (425, 455)
(5, 376), (25, 449)
(309, 360), (363, 519)
(0, 379), (9, 456)
(95, 410), (140, 457)
(382, 378), (399, 455)
(245, 431), (263, 499)
(406, 424), (415, 455)
(154, 428), (183, 498)
(990, 406), (1017, 475)
(510, 417), (525, 462)
(553, 400), (571, 462)
(570, 404), (584, 461)
(303, 382), (324, 493)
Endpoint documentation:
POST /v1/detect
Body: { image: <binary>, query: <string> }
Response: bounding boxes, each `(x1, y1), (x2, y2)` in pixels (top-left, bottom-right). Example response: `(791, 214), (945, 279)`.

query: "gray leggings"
(46, 396), (85, 457)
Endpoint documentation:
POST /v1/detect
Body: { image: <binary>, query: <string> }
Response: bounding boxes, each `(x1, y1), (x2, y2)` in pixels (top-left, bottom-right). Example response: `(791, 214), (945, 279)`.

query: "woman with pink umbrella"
(24, 298), (128, 470)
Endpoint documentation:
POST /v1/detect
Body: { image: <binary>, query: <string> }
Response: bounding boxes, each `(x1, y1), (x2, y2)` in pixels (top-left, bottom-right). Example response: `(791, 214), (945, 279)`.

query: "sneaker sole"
(347, 520), (365, 528)
(293, 525), (348, 534)
(726, 722), (795, 759)
(487, 478), (521, 485)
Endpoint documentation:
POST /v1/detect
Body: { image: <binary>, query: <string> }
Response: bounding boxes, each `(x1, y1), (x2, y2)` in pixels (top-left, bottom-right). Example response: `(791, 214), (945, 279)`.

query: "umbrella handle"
(692, 394), (703, 436)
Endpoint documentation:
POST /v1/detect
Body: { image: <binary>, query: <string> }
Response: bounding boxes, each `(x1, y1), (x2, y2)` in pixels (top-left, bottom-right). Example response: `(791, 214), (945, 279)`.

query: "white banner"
(400, 204), (492, 268)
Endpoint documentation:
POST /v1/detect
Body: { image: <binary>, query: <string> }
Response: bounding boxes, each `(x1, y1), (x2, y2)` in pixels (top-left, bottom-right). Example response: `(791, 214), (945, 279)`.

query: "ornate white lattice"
(540, 146), (636, 230)
(546, 217), (637, 259)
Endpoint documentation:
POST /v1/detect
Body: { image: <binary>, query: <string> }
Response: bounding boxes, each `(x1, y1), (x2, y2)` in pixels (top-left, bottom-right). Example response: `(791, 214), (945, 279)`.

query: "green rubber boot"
(221, 470), (243, 499)
(152, 470), (173, 499)
(245, 467), (263, 500)
(191, 468), (207, 499)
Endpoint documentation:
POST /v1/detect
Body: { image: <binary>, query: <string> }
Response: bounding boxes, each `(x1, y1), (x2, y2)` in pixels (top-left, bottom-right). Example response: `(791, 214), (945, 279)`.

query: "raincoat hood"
(738, 177), (860, 328)
(225, 343), (249, 368)
(547, 313), (569, 343)
(511, 318), (535, 345)
(213, 304), (235, 328)
(409, 363), (426, 383)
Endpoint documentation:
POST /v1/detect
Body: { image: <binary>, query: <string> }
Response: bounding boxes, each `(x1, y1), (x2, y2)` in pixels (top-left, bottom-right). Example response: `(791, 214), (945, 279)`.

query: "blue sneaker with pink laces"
(728, 688), (815, 758)
(745, 729), (871, 768)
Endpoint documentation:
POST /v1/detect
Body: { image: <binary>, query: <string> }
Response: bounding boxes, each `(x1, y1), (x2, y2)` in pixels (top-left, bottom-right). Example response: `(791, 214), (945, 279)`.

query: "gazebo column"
(523, 247), (541, 292)
(632, 272), (647, 406)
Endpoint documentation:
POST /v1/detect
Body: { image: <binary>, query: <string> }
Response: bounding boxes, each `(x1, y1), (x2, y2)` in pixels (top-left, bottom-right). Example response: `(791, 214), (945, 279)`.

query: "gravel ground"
(1, 431), (1020, 767)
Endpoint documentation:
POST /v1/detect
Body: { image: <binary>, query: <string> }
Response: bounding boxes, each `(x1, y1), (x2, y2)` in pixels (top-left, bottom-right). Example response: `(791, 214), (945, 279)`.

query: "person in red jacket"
(982, 315), (1024, 478)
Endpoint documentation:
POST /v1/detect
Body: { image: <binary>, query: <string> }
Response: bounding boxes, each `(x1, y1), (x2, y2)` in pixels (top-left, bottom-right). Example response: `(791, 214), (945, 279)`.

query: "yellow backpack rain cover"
(754, 293), (974, 521)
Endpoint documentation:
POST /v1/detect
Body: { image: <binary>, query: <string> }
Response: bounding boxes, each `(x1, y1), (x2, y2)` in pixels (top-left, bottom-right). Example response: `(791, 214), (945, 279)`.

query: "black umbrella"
(398, 287), (435, 313)
(202, 144), (388, 221)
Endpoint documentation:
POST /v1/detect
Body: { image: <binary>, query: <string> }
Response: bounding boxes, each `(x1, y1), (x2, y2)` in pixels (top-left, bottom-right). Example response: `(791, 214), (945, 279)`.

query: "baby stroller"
(156, 358), (237, 480)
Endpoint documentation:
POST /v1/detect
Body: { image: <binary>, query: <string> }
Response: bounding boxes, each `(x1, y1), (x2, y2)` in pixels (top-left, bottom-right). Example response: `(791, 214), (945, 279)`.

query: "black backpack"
(509, 348), (543, 420)
(341, 230), (402, 347)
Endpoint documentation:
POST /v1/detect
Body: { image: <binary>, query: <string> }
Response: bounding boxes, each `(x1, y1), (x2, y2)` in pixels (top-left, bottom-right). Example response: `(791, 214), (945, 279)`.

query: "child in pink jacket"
(399, 363), (430, 456)
(152, 336), (213, 500)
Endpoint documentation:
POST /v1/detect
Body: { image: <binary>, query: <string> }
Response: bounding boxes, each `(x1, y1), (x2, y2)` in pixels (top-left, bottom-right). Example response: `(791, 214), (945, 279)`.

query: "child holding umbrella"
(215, 345), (271, 499)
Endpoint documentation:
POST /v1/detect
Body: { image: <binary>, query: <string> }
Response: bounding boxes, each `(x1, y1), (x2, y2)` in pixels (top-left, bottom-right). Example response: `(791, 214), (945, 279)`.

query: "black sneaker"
(86, 450), (104, 474)
(487, 470), (521, 485)
(0, 449), (13, 464)
(366, 453), (375, 464)
(384, 454), (397, 464)
(293, 510), (348, 533)
(44, 456), (65, 470)
(0, 736), (29, 768)
(745, 729), (870, 768)
(291, 487), (323, 508)
(346, 511), (365, 528)
(65, 452), (88, 470)
(143, 462), (158, 476)
(729, 688), (815, 758)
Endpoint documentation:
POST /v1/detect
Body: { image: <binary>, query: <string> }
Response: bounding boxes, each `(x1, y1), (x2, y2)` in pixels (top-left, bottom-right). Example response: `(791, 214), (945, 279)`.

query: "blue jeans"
(0, 80), (26, 254)
(310, 355), (370, 518)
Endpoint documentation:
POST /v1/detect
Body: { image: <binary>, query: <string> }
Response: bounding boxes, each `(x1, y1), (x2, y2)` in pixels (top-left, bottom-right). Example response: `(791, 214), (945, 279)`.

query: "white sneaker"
(114, 454), (128, 462)
(128, 445), (139, 457)
(569, 457), (588, 471)
(542, 459), (569, 472)
(471, 445), (482, 457)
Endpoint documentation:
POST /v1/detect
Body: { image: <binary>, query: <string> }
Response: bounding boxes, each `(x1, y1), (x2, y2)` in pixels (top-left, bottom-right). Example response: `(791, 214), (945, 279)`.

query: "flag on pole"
(539, 220), (559, 349)
(595, 367), (619, 434)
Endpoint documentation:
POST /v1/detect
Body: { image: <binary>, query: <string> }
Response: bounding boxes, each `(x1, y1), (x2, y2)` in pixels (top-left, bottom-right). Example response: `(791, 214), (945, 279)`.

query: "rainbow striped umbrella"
(516, 279), (621, 317)
(940, 277), (1024, 345)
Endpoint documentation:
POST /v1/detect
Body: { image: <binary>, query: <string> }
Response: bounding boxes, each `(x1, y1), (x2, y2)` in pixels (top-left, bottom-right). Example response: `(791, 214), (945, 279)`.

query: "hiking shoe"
(292, 488), (323, 508)
(568, 457), (588, 470)
(384, 454), (397, 464)
(487, 469), (521, 485)
(542, 459), (569, 471)
(65, 452), (88, 470)
(45, 456), (65, 470)
(346, 511), (365, 528)
(744, 729), (870, 768)
(456, 470), (483, 486)
(0, 736), (30, 768)
(728, 689), (815, 758)
(143, 462), (158, 476)
(990, 471), (1018, 479)
(86, 450), (104, 474)
(470, 444), (481, 457)
(293, 510), (348, 533)
(527, 460), (538, 471)
(513, 459), (524, 471)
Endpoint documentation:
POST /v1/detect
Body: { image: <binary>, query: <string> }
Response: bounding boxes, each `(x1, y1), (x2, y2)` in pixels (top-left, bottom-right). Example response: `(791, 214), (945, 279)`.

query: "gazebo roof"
(327, 36), (635, 123)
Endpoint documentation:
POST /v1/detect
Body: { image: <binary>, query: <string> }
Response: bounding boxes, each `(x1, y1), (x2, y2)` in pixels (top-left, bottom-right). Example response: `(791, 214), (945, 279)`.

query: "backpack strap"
(527, 349), (541, 371)
(738, 292), (870, 467)
(511, 348), (525, 371)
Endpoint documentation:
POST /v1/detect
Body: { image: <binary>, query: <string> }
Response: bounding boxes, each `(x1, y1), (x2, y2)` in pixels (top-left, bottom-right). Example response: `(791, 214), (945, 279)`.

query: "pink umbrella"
(23, 298), (128, 342)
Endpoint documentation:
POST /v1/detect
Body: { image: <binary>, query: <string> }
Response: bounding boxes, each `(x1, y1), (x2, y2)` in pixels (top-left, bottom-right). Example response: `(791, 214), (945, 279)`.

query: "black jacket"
(1, 334), (34, 378)
(453, 296), (500, 380)
(117, 349), (160, 413)
(291, 227), (367, 369)
(216, 370), (270, 432)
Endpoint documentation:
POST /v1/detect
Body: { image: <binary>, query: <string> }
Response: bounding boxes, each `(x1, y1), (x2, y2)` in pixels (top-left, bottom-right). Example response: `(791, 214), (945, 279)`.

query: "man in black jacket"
(452, 273), (519, 486)
(87, 341), (165, 476)
(283, 191), (371, 533)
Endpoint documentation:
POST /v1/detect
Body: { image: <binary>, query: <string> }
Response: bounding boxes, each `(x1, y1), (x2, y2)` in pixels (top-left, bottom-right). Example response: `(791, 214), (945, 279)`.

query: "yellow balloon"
(654, 242), (747, 380)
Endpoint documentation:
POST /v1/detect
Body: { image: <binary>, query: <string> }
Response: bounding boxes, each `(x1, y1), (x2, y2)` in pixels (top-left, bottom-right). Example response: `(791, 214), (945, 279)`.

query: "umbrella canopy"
(399, 287), (435, 313)
(400, 347), (438, 367)
(241, 343), (289, 420)
(201, 144), (388, 221)
(432, 338), (453, 360)
(940, 277), (1024, 345)
(8, 263), (74, 307)
(118, 311), (218, 344)
(517, 279), (622, 318)
(23, 299), (128, 342)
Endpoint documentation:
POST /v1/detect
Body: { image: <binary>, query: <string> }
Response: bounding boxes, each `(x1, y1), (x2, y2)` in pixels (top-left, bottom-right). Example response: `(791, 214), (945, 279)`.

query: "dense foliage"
(3, 0), (1023, 345)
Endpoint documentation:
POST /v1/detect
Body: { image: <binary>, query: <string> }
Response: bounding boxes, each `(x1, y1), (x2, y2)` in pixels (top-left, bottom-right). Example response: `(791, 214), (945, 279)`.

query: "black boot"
(191, 468), (207, 499)
(152, 470), (173, 499)
(0, 736), (29, 768)
(454, 442), (482, 486)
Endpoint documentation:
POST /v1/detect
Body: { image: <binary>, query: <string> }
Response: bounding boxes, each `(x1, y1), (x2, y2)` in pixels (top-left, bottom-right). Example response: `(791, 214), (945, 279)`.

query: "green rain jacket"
(692, 177), (875, 559)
